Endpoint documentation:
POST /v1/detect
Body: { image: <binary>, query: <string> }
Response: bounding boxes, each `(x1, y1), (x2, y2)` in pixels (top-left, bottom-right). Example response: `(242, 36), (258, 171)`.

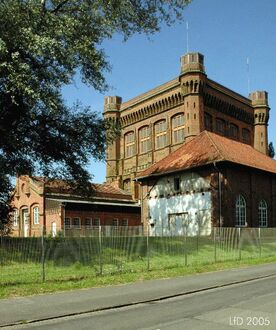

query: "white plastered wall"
(148, 172), (212, 236)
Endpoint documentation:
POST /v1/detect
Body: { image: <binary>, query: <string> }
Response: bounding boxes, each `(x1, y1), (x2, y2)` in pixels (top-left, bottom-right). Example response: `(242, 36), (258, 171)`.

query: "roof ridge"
(204, 131), (225, 160)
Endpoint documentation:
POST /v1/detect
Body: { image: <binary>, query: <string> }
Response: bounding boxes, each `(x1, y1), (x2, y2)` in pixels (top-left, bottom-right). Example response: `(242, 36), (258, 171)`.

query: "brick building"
(136, 131), (276, 234)
(11, 176), (141, 237)
(104, 52), (270, 199)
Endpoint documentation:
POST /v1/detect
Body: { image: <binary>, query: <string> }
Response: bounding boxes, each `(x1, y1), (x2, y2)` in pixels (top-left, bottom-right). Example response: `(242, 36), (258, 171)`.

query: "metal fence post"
(238, 227), (241, 261)
(41, 225), (45, 282)
(259, 227), (261, 258)
(184, 226), (188, 266)
(99, 225), (102, 275)
(214, 227), (217, 263)
(147, 224), (150, 271)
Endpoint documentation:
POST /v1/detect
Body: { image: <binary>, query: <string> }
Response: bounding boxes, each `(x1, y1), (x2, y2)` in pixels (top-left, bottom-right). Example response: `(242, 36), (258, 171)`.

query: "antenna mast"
(186, 21), (189, 53)
(247, 57), (250, 95)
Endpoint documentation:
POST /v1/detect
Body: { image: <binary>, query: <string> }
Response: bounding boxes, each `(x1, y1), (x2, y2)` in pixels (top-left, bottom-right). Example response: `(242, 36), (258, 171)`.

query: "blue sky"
(62, 0), (276, 183)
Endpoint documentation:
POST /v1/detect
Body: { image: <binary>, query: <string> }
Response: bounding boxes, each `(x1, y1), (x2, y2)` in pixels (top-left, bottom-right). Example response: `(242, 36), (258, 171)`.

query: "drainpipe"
(213, 162), (222, 228)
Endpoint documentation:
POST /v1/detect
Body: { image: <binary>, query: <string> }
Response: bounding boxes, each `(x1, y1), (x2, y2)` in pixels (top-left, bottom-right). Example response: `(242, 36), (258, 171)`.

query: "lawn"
(1, 229), (276, 299)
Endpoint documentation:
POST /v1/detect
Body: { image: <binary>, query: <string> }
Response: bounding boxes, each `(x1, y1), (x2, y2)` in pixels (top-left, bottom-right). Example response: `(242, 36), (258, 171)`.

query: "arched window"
(125, 131), (135, 157)
(13, 209), (18, 227)
(139, 126), (151, 153)
(242, 128), (251, 144)
(258, 200), (268, 227)
(172, 114), (185, 144)
(123, 179), (131, 193)
(235, 195), (246, 227)
(33, 206), (40, 225)
(229, 124), (239, 140)
(155, 120), (167, 149)
(216, 118), (226, 135)
(204, 113), (213, 131)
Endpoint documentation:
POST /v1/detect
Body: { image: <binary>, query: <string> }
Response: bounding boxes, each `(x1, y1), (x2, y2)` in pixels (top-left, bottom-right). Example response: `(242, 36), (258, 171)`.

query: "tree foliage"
(0, 0), (191, 225)
(268, 142), (275, 159)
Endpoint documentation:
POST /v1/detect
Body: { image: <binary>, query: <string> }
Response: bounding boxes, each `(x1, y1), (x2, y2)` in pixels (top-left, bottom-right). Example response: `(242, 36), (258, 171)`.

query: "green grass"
(1, 234), (276, 299)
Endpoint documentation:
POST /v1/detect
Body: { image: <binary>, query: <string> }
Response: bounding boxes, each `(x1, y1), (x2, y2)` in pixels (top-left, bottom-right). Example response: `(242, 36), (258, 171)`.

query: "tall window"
(204, 113), (213, 131)
(123, 179), (131, 193)
(33, 206), (40, 225)
(139, 126), (151, 153)
(125, 131), (135, 157)
(172, 114), (185, 144)
(216, 118), (226, 135)
(13, 209), (18, 226)
(242, 128), (251, 144)
(229, 124), (239, 140)
(235, 195), (246, 227)
(155, 120), (167, 149)
(258, 200), (268, 227)
(65, 218), (71, 229)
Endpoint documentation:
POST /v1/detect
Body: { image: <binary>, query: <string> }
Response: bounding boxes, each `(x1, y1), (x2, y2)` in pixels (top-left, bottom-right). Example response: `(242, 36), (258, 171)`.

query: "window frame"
(154, 120), (167, 149)
(258, 200), (268, 227)
(125, 131), (135, 158)
(13, 209), (18, 227)
(85, 218), (92, 229)
(72, 217), (81, 229)
(64, 218), (71, 229)
(172, 114), (185, 144)
(139, 126), (151, 154)
(215, 118), (226, 135)
(33, 206), (40, 225)
(235, 195), (246, 227)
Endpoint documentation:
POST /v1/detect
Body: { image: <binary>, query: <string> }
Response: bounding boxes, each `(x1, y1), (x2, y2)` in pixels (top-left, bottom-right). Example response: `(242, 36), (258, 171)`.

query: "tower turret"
(103, 96), (122, 183)
(179, 52), (206, 142)
(249, 91), (270, 155)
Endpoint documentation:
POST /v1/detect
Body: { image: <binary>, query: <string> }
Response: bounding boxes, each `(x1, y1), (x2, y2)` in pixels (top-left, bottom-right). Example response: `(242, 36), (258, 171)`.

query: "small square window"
(72, 218), (81, 229)
(93, 219), (100, 227)
(65, 218), (71, 229)
(85, 218), (92, 228)
(122, 219), (128, 226)
(113, 219), (119, 227)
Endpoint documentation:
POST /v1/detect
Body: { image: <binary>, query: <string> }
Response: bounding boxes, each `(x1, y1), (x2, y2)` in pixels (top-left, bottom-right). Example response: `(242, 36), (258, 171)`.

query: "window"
(258, 200), (268, 227)
(13, 209), (18, 226)
(112, 219), (119, 227)
(216, 118), (226, 135)
(235, 195), (246, 227)
(125, 131), (135, 157)
(174, 178), (180, 191)
(242, 128), (251, 144)
(155, 120), (167, 149)
(204, 113), (213, 131)
(33, 206), (40, 225)
(229, 124), (239, 139)
(122, 219), (128, 226)
(65, 218), (71, 229)
(72, 217), (81, 229)
(85, 218), (92, 228)
(172, 114), (185, 144)
(93, 219), (100, 227)
(123, 179), (131, 193)
(139, 126), (151, 153)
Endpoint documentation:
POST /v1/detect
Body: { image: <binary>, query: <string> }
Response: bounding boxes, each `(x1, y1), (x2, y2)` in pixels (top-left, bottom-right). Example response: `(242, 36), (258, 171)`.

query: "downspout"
(213, 162), (222, 228)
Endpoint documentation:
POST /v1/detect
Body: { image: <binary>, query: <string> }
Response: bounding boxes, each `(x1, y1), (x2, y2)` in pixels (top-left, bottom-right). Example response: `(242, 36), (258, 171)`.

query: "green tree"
(268, 142), (275, 158)
(0, 0), (191, 227)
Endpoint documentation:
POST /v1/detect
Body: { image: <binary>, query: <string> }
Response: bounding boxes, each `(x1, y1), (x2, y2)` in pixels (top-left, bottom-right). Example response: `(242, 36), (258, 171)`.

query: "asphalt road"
(4, 274), (276, 330)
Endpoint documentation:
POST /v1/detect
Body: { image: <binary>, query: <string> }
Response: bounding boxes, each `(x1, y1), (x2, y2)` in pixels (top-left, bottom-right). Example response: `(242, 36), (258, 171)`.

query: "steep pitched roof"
(136, 131), (276, 179)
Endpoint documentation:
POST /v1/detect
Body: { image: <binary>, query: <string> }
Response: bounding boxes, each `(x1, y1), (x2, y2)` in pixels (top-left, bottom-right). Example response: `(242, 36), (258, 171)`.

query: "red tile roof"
(136, 131), (276, 179)
(28, 176), (134, 201)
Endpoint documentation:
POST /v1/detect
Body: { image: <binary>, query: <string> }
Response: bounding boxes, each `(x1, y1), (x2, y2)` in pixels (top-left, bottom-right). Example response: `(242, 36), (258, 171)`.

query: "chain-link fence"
(1, 226), (276, 286)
